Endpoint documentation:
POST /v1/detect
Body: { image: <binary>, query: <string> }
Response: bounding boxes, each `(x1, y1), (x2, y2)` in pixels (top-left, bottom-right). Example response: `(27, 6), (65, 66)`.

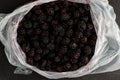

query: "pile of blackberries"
(17, 1), (97, 72)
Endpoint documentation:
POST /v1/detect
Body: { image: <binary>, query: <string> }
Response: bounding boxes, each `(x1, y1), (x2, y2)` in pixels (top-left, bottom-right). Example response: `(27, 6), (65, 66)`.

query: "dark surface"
(0, 0), (120, 80)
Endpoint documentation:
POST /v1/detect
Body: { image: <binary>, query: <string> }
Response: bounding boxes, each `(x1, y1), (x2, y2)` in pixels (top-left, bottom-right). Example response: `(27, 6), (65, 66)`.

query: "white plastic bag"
(0, 0), (120, 79)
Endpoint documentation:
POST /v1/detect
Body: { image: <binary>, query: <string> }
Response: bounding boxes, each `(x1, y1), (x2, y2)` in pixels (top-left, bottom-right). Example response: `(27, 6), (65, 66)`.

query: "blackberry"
(80, 36), (87, 43)
(17, 27), (26, 35)
(78, 21), (86, 30)
(26, 29), (33, 35)
(36, 47), (42, 54)
(64, 63), (71, 70)
(56, 36), (62, 44)
(28, 48), (35, 57)
(60, 46), (68, 54)
(70, 42), (78, 49)
(37, 14), (46, 22)
(58, 28), (65, 36)
(24, 21), (32, 29)
(47, 43), (55, 50)
(74, 10), (80, 18)
(21, 43), (31, 53)
(66, 29), (73, 37)
(34, 28), (41, 35)
(17, 1), (97, 72)
(41, 22), (49, 30)
(67, 19), (74, 25)
(81, 56), (89, 65)
(84, 46), (92, 55)
(34, 54), (41, 61)
(71, 58), (78, 64)
(33, 40), (40, 48)
(62, 37), (70, 45)
(71, 64), (79, 71)
(47, 7), (54, 15)
(27, 58), (33, 65)
(76, 31), (83, 38)
(33, 22), (39, 28)
(54, 56), (61, 62)
(87, 23), (94, 30)
(56, 67), (63, 72)
(61, 13), (70, 20)
(47, 16), (53, 22)
(41, 37), (49, 44)
(73, 50), (81, 59)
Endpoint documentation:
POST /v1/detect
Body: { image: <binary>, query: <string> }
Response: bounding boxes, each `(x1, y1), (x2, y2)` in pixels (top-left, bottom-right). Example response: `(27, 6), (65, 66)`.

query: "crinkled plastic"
(0, 0), (120, 79)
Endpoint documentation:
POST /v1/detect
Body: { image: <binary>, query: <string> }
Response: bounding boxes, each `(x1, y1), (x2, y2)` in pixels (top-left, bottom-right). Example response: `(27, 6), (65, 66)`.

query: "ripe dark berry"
(60, 46), (68, 54)
(64, 63), (71, 70)
(54, 56), (61, 62)
(66, 29), (73, 37)
(27, 58), (33, 65)
(63, 56), (69, 62)
(47, 8), (54, 15)
(74, 10), (80, 18)
(50, 36), (55, 43)
(17, 36), (25, 43)
(71, 58), (78, 64)
(56, 36), (62, 44)
(83, 16), (89, 22)
(67, 19), (74, 25)
(84, 46), (92, 55)
(89, 40), (96, 46)
(47, 16), (53, 22)
(17, 1), (97, 72)
(34, 28), (41, 35)
(78, 21), (86, 30)
(70, 43), (78, 49)
(76, 31), (83, 38)
(56, 67), (63, 72)
(79, 7), (85, 14)
(80, 36), (87, 43)
(42, 49), (49, 55)
(41, 37), (49, 44)
(28, 48), (35, 57)
(22, 43), (30, 53)
(62, 37), (70, 45)
(58, 28), (65, 36)
(74, 51), (80, 59)
(37, 14), (46, 22)
(87, 23), (94, 30)
(33, 41), (39, 48)
(61, 13), (70, 20)
(47, 43), (55, 50)
(71, 64), (79, 71)
(17, 27), (26, 35)
(36, 47), (42, 54)
(41, 23), (49, 30)
(84, 30), (91, 37)
(34, 54), (41, 61)
(48, 52), (56, 58)
(81, 56), (89, 65)
(41, 31), (49, 36)
(24, 21), (32, 29)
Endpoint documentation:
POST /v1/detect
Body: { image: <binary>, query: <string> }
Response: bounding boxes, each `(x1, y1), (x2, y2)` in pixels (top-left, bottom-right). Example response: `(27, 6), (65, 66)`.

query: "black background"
(0, 0), (120, 80)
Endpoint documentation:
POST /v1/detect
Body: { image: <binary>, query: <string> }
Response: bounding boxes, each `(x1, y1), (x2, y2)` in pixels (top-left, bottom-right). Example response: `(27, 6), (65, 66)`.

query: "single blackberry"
(24, 21), (32, 29)
(34, 54), (41, 61)
(84, 46), (92, 55)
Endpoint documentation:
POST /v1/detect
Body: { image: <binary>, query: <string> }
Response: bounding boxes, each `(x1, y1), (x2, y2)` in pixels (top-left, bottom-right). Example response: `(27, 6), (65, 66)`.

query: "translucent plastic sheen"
(0, 0), (120, 79)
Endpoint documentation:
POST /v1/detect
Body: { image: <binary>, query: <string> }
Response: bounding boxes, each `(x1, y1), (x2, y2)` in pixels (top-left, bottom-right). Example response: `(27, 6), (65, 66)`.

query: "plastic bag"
(0, 0), (120, 79)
